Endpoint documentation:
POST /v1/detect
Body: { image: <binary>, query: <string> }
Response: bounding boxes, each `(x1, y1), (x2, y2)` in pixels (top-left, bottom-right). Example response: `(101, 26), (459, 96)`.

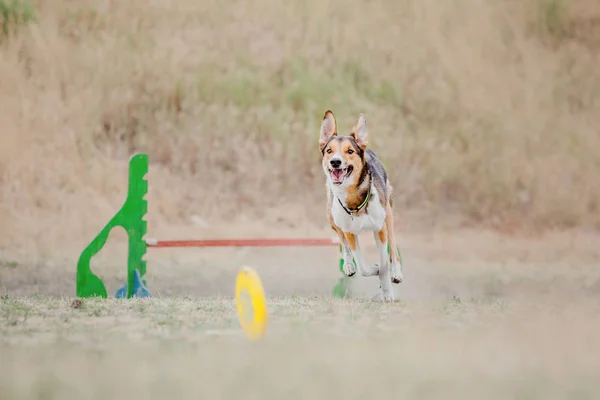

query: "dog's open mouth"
(329, 166), (353, 185)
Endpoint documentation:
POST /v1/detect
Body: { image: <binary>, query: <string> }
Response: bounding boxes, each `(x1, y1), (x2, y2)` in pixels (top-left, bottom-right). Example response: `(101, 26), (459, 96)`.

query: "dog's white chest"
(331, 189), (386, 234)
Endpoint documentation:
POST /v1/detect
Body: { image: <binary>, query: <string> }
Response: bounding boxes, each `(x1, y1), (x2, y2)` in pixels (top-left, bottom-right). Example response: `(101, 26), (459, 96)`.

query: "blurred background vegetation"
(1, 0), (599, 254)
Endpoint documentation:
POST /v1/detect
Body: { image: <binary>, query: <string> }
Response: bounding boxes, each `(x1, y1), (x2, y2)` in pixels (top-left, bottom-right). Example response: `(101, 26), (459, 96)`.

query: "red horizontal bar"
(146, 238), (340, 248)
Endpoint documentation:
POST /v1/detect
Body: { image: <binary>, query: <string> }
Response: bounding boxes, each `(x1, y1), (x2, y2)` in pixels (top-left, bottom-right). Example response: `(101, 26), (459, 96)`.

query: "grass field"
(2, 229), (600, 399)
(2, 295), (600, 399)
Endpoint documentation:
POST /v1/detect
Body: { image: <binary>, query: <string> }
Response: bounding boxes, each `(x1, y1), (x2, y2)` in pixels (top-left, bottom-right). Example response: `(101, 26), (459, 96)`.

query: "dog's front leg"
(343, 232), (379, 277)
(331, 224), (356, 277)
(385, 204), (404, 284)
(374, 227), (395, 302)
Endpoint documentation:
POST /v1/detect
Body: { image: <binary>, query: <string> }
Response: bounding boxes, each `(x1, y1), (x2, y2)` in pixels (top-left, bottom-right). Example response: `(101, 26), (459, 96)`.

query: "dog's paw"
(377, 287), (396, 302)
(390, 261), (403, 284)
(382, 291), (395, 302)
(342, 258), (356, 277)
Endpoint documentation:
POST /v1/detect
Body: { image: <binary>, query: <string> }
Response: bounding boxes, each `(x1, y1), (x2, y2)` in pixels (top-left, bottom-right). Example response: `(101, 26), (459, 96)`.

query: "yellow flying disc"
(235, 266), (268, 340)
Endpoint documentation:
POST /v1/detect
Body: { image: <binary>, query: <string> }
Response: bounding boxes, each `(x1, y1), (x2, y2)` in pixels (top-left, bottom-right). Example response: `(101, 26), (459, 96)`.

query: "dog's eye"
(347, 149), (354, 155)
(326, 149), (332, 154)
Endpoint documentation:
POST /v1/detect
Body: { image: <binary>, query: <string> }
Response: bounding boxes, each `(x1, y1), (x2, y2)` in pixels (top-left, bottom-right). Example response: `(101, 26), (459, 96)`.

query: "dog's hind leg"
(374, 226), (395, 301)
(344, 232), (379, 277)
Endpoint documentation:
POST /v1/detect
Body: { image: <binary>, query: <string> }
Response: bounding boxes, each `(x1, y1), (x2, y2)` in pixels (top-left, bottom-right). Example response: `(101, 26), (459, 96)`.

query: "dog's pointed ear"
(351, 113), (368, 151)
(319, 110), (337, 152)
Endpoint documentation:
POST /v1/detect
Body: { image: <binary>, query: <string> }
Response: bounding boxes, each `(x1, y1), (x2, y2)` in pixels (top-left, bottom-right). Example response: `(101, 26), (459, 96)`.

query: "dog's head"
(319, 110), (369, 187)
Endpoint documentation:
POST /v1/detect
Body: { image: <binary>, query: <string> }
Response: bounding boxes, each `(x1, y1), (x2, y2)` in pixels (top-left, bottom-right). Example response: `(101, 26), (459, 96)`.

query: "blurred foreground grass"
(2, 295), (600, 399)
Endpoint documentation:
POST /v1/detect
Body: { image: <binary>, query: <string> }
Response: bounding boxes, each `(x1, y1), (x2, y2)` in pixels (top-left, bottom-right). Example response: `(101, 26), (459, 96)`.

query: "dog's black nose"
(330, 159), (341, 168)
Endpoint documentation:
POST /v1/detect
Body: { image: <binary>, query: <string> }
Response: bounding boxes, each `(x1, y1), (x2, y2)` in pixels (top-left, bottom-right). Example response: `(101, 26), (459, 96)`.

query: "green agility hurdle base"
(76, 154), (150, 299)
(76, 153), (402, 299)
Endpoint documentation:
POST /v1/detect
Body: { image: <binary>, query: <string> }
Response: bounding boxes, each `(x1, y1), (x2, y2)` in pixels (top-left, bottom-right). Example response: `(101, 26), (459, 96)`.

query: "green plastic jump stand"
(332, 244), (403, 298)
(76, 153), (150, 299)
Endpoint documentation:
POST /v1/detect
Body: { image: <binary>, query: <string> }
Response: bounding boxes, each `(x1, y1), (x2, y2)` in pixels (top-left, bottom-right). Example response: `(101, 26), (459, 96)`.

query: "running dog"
(319, 110), (403, 301)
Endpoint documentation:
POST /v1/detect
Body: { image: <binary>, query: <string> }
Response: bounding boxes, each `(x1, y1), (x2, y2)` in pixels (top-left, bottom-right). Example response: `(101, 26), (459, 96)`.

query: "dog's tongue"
(331, 169), (344, 183)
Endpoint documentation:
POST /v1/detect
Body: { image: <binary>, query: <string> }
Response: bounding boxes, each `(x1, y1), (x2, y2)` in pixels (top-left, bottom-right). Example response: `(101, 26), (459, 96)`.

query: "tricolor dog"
(319, 110), (403, 301)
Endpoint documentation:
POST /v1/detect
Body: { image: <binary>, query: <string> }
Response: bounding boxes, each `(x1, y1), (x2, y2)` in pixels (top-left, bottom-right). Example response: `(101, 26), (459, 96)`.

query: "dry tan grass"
(2, 295), (600, 399)
(2, 217), (600, 398)
(1, 0), (600, 257)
